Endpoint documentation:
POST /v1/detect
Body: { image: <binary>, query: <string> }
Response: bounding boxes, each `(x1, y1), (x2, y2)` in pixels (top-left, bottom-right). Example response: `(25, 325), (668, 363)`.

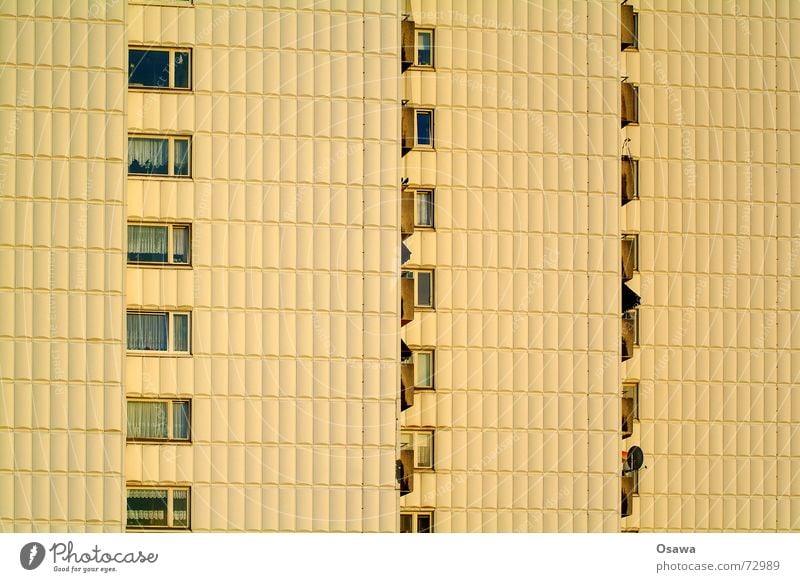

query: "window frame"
(126, 310), (192, 355)
(128, 134), (192, 178)
(126, 398), (191, 442)
(414, 109), (434, 149)
(414, 350), (434, 389)
(414, 189), (435, 228)
(401, 430), (434, 470)
(126, 486), (190, 530)
(400, 511), (434, 533)
(127, 222), (192, 266)
(128, 46), (192, 91)
(414, 28), (434, 68)
(413, 269), (434, 309)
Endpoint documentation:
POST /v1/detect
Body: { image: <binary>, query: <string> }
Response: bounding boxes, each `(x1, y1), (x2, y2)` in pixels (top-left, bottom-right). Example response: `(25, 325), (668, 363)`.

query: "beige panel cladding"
(400, 0), (621, 532)
(0, 1), (127, 531)
(124, 2), (401, 531)
(621, 1), (800, 531)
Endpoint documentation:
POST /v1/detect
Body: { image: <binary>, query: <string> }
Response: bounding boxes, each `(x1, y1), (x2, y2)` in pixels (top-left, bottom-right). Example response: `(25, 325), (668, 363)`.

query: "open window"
(402, 20), (434, 70)
(621, 234), (638, 281)
(128, 47), (191, 90)
(620, 4), (638, 50)
(402, 107), (434, 154)
(621, 156), (638, 205)
(128, 223), (191, 265)
(127, 399), (191, 441)
(621, 81), (638, 126)
(126, 486), (190, 530)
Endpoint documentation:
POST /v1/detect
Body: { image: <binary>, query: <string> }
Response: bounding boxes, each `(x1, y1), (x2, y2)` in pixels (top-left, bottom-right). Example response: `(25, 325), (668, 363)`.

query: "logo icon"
(20, 542), (45, 570)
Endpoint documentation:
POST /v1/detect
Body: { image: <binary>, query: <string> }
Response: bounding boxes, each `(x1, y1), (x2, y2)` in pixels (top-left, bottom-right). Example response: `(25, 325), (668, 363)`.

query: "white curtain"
(416, 352), (432, 387)
(173, 139), (189, 175)
(127, 489), (167, 526)
(129, 138), (168, 175)
(173, 227), (189, 263)
(128, 225), (167, 262)
(127, 312), (168, 351)
(173, 314), (189, 352)
(127, 401), (168, 438)
(417, 191), (432, 225)
(172, 401), (190, 439)
(172, 489), (189, 526)
(416, 433), (432, 467)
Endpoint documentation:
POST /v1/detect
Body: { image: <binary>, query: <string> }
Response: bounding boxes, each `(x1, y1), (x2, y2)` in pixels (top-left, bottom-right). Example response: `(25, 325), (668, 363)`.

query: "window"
(127, 399), (190, 441)
(621, 308), (639, 361)
(415, 270), (433, 308)
(128, 224), (190, 265)
(415, 110), (433, 147)
(620, 4), (638, 50)
(415, 190), (434, 227)
(127, 311), (191, 354)
(127, 487), (189, 529)
(401, 431), (433, 469)
(129, 48), (191, 90)
(621, 155), (639, 205)
(400, 512), (433, 533)
(621, 234), (638, 280)
(621, 82), (638, 126)
(415, 350), (433, 389)
(128, 135), (191, 177)
(621, 383), (638, 439)
(415, 29), (433, 67)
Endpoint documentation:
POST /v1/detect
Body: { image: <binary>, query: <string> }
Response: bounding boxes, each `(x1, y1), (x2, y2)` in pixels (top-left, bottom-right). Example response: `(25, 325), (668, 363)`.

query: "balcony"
(621, 156), (638, 206)
(621, 81), (638, 126)
(401, 274), (415, 326)
(621, 234), (638, 281)
(621, 307), (639, 361)
(400, 341), (414, 411)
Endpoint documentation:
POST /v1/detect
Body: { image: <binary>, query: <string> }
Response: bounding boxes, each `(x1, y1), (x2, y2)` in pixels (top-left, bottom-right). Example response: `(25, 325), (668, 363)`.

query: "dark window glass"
(417, 271), (432, 306)
(129, 50), (170, 88)
(127, 489), (168, 527)
(417, 514), (431, 533)
(400, 514), (413, 533)
(174, 51), (190, 88)
(416, 111), (432, 146)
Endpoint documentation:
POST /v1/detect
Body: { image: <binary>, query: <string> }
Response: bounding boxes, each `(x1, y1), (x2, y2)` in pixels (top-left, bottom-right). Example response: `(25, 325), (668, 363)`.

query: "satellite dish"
(625, 446), (644, 472)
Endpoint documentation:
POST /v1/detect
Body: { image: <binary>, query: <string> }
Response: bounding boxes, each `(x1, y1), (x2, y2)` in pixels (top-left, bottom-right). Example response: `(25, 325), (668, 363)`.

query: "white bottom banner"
(1, 533), (798, 581)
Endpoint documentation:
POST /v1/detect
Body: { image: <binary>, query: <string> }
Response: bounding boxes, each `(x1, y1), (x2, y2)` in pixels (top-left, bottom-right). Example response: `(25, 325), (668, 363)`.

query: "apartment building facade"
(1, 0), (799, 533)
